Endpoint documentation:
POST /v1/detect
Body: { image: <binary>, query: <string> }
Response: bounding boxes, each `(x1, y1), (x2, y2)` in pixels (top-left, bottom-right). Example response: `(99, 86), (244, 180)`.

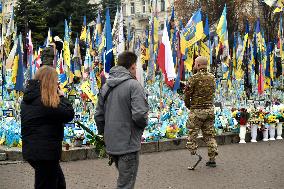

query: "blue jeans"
(112, 152), (139, 189)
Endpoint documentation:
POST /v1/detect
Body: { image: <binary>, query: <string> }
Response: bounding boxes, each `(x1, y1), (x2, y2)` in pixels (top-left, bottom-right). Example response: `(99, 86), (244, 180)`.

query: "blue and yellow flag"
(235, 33), (244, 80)
(217, 5), (230, 78)
(12, 36), (24, 92)
(203, 15), (210, 40)
(264, 42), (274, 89)
(180, 8), (203, 53)
(255, 19), (262, 48)
(63, 20), (71, 68)
(81, 81), (98, 104)
(80, 16), (87, 42)
(216, 5), (228, 42)
(58, 53), (68, 89)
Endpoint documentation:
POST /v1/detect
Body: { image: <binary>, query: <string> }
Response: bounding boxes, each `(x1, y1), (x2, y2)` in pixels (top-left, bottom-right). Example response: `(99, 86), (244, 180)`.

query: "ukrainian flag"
(217, 5), (230, 79)
(12, 36), (24, 92)
(265, 42), (273, 89)
(181, 9), (203, 50)
(96, 12), (102, 34)
(58, 53), (68, 89)
(63, 20), (71, 68)
(80, 16), (87, 42)
(216, 5), (230, 65)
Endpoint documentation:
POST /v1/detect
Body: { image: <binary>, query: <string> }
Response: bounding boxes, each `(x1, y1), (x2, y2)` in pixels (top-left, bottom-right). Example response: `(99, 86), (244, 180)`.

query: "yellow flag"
(96, 72), (102, 89)
(273, 7), (282, 13)
(99, 35), (105, 52)
(193, 22), (204, 44)
(235, 65), (244, 80)
(63, 41), (71, 68)
(227, 79), (232, 90)
(4, 36), (11, 56)
(80, 26), (87, 41)
(68, 67), (74, 84)
(11, 55), (19, 84)
(141, 45), (146, 65)
(154, 17), (159, 51)
(264, 78), (271, 90)
(184, 46), (194, 71)
(81, 81), (98, 104)
(180, 35), (190, 55)
(200, 42), (210, 60)
(270, 53), (274, 81)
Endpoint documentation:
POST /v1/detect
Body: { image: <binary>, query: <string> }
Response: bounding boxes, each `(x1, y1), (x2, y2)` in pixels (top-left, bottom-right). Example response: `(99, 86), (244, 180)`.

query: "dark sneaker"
(206, 161), (216, 167)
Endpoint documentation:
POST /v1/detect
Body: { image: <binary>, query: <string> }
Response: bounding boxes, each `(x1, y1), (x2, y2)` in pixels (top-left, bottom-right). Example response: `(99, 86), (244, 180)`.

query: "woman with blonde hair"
(21, 66), (74, 189)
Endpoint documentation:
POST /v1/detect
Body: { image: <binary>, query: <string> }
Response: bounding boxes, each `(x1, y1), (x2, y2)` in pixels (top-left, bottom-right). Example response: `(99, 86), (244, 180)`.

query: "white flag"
(162, 20), (176, 80)
(117, 7), (125, 55)
(136, 52), (144, 88)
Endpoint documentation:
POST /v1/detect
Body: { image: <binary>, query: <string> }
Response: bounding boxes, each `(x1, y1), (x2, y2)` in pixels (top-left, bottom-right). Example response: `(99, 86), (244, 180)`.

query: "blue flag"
(15, 36), (24, 91)
(204, 15), (209, 38)
(104, 8), (114, 73)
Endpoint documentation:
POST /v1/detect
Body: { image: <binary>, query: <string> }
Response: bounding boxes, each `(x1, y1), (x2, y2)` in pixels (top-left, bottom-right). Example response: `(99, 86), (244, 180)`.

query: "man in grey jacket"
(95, 51), (149, 189)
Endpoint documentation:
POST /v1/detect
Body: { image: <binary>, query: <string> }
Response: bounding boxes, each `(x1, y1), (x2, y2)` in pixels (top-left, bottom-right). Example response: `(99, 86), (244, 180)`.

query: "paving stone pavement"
(0, 140), (284, 189)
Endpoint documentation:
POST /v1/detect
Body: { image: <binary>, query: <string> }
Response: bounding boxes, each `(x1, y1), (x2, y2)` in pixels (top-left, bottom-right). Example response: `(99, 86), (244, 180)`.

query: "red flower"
(80, 93), (89, 101)
(240, 117), (247, 125)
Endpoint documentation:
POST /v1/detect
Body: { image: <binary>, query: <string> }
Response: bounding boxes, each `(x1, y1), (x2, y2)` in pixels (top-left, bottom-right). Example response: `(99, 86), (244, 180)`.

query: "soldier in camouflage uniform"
(184, 56), (218, 167)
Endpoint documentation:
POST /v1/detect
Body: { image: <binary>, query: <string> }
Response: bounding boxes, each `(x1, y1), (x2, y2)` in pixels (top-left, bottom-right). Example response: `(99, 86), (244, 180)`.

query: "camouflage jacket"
(184, 69), (216, 110)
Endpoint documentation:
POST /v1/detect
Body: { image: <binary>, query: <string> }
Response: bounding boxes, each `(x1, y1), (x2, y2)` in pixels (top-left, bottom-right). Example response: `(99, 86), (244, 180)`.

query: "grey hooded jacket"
(95, 66), (149, 155)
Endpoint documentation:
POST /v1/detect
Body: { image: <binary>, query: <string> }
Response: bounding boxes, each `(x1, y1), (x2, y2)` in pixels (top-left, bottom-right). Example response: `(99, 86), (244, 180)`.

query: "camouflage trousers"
(186, 108), (218, 160)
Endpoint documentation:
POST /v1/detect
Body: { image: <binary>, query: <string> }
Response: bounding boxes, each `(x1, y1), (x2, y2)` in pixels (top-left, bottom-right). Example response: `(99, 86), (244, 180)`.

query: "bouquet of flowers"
(232, 108), (250, 126)
(265, 114), (278, 124)
(249, 108), (265, 124)
(166, 124), (180, 139)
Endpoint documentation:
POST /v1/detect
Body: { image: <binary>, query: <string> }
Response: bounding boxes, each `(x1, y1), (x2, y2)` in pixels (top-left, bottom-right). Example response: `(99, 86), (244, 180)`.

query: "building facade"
(90, 0), (172, 35)
(121, 0), (172, 35)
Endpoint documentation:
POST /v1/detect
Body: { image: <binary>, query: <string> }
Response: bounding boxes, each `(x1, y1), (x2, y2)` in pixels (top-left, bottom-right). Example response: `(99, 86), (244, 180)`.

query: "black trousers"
(28, 160), (66, 189)
(111, 152), (139, 189)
